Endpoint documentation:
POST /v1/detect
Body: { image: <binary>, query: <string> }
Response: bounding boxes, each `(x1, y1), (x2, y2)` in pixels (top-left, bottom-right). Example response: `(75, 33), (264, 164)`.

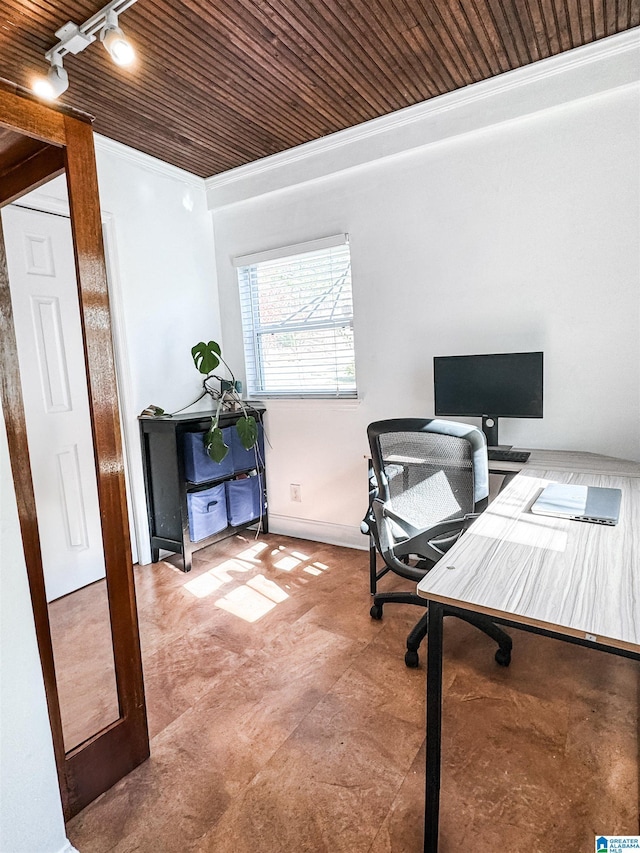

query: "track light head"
(31, 0), (138, 98)
(100, 10), (135, 66)
(33, 56), (69, 100)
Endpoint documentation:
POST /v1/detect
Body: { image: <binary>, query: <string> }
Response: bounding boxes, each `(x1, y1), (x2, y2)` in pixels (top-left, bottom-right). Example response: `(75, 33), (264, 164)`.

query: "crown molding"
(94, 134), (205, 189)
(206, 28), (640, 210)
(11, 135), (205, 207)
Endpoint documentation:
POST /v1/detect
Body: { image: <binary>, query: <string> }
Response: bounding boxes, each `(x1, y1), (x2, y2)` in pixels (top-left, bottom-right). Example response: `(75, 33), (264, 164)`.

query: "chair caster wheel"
(405, 649), (420, 668)
(370, 604), (383, 620)
(495, 647), (511, 667)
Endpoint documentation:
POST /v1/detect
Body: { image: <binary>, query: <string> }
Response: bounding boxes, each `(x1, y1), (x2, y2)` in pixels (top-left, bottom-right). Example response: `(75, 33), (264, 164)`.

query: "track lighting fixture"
(32, 0), (138, 101)
(32, 54), (69, 100)
(100, 10), (135, 66)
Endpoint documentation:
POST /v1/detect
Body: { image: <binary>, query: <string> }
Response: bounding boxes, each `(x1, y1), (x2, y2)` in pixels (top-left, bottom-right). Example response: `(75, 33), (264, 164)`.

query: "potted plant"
(191, 340), (258, 463)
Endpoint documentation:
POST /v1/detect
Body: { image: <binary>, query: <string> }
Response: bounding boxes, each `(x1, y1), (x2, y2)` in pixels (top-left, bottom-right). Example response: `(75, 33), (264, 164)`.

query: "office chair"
(363, 418), (512, 668)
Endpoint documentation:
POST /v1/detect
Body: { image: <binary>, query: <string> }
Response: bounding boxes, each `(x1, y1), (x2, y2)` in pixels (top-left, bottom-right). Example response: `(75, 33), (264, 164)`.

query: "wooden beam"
(0, 84), (68, 146)
(0, 144), (66, 207)
(63, 112), (149, 817)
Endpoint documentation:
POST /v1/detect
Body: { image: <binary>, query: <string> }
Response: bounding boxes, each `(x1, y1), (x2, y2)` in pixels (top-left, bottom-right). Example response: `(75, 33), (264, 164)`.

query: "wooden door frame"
(0, 79), (148, 819)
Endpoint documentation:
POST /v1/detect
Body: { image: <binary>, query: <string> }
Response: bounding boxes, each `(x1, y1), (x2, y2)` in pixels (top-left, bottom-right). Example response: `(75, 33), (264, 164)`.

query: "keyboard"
(488, 449), (531, 463)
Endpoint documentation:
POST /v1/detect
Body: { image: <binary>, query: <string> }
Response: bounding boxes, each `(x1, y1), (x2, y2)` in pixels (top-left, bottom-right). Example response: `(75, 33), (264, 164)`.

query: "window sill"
(253, 397), (361, 412)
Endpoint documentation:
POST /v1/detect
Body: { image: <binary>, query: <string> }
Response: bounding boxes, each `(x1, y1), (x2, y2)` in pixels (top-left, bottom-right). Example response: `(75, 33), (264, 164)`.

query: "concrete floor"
(61, 532), (639, 852)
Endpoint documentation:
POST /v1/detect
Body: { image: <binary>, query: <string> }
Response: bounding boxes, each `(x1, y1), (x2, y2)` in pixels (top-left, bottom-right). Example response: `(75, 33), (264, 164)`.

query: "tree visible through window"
(236, 235), (356, 397)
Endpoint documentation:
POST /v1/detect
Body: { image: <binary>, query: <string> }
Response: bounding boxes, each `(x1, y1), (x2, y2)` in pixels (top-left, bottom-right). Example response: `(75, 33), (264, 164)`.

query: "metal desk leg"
(424, 599), (444, 853)
(369, 533), (378, 595)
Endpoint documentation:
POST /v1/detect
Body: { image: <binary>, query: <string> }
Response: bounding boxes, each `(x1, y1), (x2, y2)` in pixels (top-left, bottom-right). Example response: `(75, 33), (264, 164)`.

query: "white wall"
(18, 139), (223, 564)
(94, 139), (222, 564)
(0, 404), (75, 853)
(209, 35), (640, 548)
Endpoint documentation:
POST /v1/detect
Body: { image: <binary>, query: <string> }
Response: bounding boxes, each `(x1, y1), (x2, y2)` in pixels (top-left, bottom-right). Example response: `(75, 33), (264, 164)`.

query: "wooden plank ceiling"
(1, 1), (638, 178)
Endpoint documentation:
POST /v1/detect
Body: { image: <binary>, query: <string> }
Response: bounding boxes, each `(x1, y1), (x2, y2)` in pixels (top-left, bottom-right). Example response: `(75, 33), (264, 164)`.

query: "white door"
(2, 205), (106, 601)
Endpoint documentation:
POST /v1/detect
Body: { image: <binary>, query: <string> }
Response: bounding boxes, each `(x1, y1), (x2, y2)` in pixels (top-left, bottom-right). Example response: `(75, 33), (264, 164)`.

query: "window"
(235, 234), (356, 398)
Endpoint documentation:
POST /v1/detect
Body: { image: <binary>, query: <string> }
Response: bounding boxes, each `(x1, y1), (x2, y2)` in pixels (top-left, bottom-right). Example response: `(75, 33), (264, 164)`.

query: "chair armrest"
(373, 502), (481, 579)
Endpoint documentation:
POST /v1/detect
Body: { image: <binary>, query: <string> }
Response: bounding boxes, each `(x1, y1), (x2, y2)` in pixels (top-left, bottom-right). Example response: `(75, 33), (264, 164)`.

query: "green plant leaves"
(191, 340), (221, 376)
(236, 415), (258, 450)
(204, 425), (229, 463)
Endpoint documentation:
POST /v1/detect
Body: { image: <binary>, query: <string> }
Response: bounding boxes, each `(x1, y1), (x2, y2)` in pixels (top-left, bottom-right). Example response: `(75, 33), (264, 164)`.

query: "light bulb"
(101, 15), (135, 66)
(32, 62), (69, 100)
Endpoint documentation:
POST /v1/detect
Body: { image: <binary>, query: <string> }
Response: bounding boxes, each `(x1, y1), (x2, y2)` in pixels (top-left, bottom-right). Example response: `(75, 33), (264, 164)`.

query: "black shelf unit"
(139, 404), (267, 572)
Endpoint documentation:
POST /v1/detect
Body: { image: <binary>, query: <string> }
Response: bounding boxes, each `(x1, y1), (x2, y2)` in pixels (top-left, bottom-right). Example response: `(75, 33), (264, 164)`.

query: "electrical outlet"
(290, 483), (302, 502)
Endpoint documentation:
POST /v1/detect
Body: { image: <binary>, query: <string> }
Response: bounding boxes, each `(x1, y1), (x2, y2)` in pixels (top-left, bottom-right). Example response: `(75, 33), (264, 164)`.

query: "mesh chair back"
(377, 430), (475, 532)
(364, 418), (512, 669)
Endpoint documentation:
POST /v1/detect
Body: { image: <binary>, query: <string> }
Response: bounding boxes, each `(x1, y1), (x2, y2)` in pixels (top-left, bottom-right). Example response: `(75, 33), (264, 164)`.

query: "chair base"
(371, 592), (512, 669)
(370, 590), (427, 621)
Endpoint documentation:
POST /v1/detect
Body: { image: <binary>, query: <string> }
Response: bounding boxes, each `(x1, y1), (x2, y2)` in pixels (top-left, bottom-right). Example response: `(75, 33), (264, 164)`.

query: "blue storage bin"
(225, 474), (265, 527)
(187, 484), (228, 542)
(230, 422), (265, 473)
(183, 428), (234, 483)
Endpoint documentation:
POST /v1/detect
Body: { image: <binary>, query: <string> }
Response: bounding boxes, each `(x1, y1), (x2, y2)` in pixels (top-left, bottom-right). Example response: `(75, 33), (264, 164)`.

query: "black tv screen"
(434, 352), (543, 418)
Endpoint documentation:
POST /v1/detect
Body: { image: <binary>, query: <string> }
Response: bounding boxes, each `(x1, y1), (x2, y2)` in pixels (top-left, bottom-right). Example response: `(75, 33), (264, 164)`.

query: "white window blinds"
(235, 235), (356, 398)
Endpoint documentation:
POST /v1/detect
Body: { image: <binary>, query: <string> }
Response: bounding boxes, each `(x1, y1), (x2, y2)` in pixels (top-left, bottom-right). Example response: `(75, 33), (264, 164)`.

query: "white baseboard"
(139, 517), (369, 565)
(268, 514), (367, 551)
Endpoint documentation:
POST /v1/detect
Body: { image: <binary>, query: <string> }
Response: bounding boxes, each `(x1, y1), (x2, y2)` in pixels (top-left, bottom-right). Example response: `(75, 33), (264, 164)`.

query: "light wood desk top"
(417, 449), (640, 654)
(489, 447), (640, 477)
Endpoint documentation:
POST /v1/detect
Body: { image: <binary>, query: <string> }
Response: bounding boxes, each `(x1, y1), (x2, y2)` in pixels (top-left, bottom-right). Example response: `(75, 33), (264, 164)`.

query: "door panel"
(31, 295), (72, 412)
(2, 206), (106, 602)
(3, 204), (121, 753)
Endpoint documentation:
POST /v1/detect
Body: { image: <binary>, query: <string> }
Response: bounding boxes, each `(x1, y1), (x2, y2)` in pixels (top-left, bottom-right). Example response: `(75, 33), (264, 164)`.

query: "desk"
(416, 449), (640, 852)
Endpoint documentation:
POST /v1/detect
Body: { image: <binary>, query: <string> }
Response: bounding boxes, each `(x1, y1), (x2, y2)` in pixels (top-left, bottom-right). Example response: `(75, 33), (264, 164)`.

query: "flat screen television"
(433, 351), (543, 447)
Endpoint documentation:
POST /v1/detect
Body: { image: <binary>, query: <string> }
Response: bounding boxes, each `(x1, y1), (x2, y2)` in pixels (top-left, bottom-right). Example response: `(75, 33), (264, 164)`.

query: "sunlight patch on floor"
(183, 572), (226, 599)
(304, 561), (330, 576)
(274, 555), (301, 572)
(215, 584), (278, 622)
(185, 542), (333, 621)
(236, 541), (269, 562)
(208, 558), (255, 583)
(246, 573), (289, 603)
(183, 558), (254, 598)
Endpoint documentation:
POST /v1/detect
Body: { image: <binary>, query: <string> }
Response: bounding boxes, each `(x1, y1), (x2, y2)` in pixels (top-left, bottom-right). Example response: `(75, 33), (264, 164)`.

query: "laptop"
(531, 483), (622, 526)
